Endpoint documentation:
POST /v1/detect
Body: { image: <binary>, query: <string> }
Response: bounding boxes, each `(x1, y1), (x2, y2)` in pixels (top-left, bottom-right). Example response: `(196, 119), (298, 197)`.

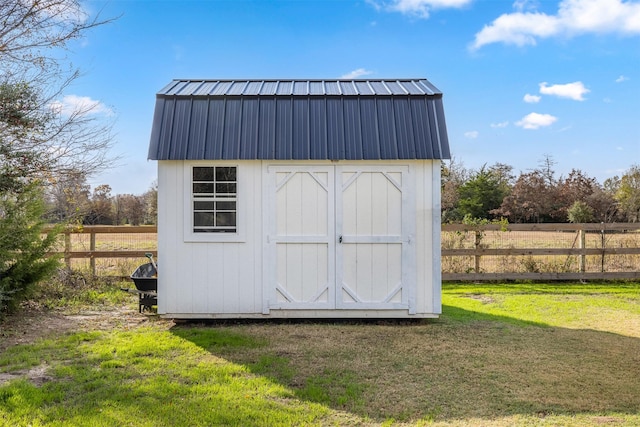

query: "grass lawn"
(1, 282), (639, 426)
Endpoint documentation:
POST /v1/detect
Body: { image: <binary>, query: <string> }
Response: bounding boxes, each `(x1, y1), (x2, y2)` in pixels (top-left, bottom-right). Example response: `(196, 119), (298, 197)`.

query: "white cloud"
(491, 121), (509, 128)
(515, 112), (557, 129)
(471, 0), (640, 50)
(615, 75), (629, 83)
(464, 130), (479, 138)
(524, 93), (541, 103)
(367, 0), (472, 18)
(513, 0), (540, 13)
(340, 68), (374, 79)
(49, 95), (114, 117)
(539, 81), (589, 101)
(366, 0), (383, 11)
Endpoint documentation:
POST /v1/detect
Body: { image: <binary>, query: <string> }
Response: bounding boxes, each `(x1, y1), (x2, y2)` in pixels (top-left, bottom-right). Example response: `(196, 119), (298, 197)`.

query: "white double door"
(265, 164), (415, 312)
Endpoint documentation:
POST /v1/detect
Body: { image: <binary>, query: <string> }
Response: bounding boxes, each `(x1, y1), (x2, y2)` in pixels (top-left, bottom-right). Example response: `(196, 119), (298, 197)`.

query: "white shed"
(148, 79), (451, 319)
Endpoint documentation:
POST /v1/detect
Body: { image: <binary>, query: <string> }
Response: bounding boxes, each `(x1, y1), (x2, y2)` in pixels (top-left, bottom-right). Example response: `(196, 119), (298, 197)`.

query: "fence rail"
(49, 224), (640, 281)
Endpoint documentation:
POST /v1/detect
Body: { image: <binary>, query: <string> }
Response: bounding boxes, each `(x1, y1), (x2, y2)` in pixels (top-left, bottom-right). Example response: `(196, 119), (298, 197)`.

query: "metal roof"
(148, 79), (451, 161)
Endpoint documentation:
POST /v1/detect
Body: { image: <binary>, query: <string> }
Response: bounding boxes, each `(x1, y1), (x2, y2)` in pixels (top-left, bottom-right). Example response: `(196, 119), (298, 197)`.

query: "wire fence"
(441, 223), (640, 281)
(48, 226), (157, 278)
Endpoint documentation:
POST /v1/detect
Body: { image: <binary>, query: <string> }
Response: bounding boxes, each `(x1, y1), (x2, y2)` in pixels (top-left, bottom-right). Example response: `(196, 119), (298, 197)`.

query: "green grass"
(0, 327), (330, 426)
(1, 282), (639, 426)
(443, 282), (640, 334)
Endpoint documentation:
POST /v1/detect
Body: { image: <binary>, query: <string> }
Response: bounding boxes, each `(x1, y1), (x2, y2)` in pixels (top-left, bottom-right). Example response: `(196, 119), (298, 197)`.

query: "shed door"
(265, 165), (414, 312)
(266, 166), (335, 310)
(336, 166), (414, 312)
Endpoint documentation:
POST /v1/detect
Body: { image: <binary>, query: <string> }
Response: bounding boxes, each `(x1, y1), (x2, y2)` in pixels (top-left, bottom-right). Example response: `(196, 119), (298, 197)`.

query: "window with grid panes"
(192, 166), (237, 233)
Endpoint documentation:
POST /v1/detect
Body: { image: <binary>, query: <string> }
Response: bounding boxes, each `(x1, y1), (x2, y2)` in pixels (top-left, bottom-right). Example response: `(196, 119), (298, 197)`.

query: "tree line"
(61, 154), (639, 228)
(442, 156), (640, 224)
(44, 172), (157, 226)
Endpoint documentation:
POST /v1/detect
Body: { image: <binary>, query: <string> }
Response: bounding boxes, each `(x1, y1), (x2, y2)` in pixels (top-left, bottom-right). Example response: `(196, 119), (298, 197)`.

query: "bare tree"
(45, 170), (90, 222)
(0, 0), (118, 186)
(86, 184), (113, 225)
(537, 154), (557, 187)
(115, 194), (145, 226)
(143, 181), (158, 225)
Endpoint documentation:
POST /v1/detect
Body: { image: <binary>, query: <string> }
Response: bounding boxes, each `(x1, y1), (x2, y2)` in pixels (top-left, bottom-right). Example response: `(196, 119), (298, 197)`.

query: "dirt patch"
(0, 364), (53, 387)
(0, 303), (151, 353)
(465, 294), (495, 304)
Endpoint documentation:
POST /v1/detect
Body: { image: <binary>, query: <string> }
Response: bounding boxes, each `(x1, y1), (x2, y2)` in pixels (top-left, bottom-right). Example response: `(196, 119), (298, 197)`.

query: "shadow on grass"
(171, 305), (640, 424)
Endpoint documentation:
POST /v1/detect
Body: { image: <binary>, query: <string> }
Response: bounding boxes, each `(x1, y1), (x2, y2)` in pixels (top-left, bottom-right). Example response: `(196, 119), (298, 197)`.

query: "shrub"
(0, 184), (61, 315)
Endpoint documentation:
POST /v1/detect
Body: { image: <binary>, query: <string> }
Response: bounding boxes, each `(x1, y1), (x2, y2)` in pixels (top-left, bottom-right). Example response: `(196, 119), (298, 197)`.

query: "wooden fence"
(52, 224), (640, 281)
(441, 223), (640, 281)
(52, 226), (157, 277)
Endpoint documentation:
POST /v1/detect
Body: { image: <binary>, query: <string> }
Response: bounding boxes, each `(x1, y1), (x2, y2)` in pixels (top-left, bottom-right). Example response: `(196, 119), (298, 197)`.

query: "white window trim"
(183, 162), (246, 243)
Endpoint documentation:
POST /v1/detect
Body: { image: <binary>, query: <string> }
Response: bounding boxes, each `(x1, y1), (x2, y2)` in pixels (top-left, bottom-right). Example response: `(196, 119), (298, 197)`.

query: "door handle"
(339, 235), (343, 243)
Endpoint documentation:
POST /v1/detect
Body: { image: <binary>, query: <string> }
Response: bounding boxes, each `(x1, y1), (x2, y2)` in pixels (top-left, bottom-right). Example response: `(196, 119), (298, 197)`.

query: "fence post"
(600, 223), (606, 273)
(474, 230), (481, 274)
(579, 226), (586, 273)
(64, 230), (71, 269)
(90, 231), (96, 276)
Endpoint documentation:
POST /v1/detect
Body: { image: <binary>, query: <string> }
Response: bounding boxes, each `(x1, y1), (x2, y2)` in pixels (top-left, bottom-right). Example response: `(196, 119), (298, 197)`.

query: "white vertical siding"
(158, 159), (442, 318)
(431, 161), (442, 314)
(157, 160), (182, 314)
(414, 160), (439, 315)
(157, 160), (262, 315)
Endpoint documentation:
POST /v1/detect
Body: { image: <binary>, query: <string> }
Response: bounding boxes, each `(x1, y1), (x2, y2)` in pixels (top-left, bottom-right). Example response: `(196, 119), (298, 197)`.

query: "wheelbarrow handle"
(145, 252), (158, 271)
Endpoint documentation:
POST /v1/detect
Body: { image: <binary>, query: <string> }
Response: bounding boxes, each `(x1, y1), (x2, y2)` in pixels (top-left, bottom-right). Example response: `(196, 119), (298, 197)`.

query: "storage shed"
(148, 79), (451, 319)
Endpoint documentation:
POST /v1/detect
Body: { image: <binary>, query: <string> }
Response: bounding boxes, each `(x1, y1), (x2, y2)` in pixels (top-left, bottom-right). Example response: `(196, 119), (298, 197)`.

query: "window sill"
(183, 232), (246, 243)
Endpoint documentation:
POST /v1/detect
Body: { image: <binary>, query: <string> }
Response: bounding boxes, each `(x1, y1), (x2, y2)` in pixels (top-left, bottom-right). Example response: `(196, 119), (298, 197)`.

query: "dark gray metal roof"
(148, 79), (451, 161)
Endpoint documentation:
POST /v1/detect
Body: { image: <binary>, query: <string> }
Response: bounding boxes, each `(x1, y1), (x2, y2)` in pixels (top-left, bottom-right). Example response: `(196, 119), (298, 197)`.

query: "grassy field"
(1, 282), (639, 426)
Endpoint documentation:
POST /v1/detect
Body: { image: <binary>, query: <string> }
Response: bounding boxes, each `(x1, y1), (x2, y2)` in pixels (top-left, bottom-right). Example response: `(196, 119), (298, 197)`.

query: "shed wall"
(157, 160), (263, 314)
(157, 159), (441, 318)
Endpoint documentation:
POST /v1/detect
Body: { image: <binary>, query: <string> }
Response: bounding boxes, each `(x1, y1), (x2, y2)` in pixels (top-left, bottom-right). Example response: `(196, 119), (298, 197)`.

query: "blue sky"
(62, 0), (640, 195)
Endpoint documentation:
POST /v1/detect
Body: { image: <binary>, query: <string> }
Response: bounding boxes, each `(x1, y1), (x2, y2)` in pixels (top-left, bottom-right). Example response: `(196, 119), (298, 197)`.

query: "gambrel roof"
(148, 79), (450, 161)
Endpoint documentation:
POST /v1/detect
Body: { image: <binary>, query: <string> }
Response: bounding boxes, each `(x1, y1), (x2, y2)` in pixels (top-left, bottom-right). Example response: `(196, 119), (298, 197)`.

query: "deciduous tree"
(114, 194), (146, 226)
(494, 170), (562, 223)
(441, 157), (469, 222)
(45, 171), (91, 223)
(86, 184), (114, 225)
(615, 165), (640, 222)
(1, 0), (117, 183)
(143, 181), (158, 225)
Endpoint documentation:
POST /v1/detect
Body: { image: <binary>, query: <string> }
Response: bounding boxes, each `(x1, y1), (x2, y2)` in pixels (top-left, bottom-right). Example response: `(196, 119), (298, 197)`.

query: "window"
(192, 166), (237, 233)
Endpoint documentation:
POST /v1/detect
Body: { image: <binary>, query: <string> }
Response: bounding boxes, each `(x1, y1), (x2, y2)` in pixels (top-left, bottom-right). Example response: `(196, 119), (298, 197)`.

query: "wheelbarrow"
(123, 253), (158, 312)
